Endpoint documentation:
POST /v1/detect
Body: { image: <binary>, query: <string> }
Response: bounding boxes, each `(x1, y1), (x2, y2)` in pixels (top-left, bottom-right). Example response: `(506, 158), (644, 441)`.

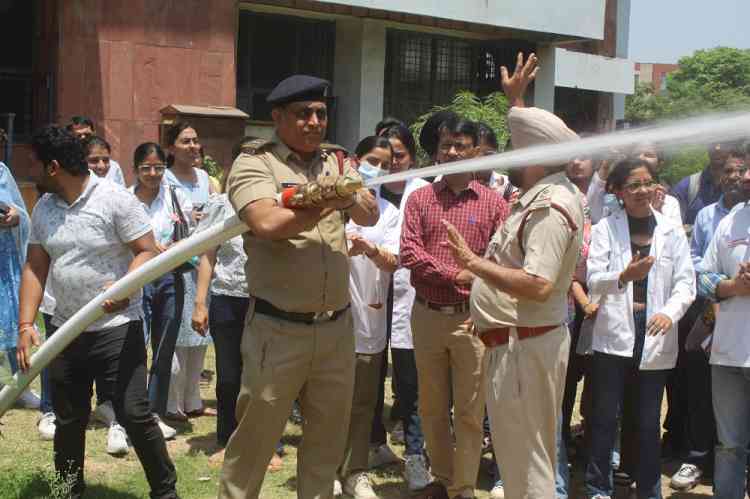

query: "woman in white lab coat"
(584, 158), (695, 499)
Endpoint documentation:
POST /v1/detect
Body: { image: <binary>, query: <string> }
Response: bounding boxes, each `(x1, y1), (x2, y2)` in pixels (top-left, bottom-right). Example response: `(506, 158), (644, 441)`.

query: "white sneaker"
(38, 412), (56, 441)
(368, 444), (401, 469)
(404, 454), (432, 491)
(670, 463), (702, 491)
(153, 414), (176, 440)
(344, 472), (378, 499)
(490, 482), (505, 499)
(591, 495), (612, 499)
(106, 423), (129, 455)
(15, 389), (41, 409)
(333, 479), (343, 497)
(93, 401), (116, 426)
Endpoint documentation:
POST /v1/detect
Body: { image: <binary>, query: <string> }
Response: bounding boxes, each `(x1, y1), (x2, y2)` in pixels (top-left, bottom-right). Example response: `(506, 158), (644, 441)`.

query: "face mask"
(358, 162), (385, 184)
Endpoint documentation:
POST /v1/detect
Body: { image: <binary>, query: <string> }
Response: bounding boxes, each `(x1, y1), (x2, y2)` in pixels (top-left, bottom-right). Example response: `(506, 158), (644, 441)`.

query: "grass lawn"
(0, 345), (714, 498)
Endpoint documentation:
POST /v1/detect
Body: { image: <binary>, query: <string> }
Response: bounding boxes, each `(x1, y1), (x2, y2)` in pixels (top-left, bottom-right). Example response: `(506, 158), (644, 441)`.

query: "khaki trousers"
(412, 301), (486, 497)
(485, 326), (569, 499)
(218, 308), (355, 499)
(340, 350), (385, 477)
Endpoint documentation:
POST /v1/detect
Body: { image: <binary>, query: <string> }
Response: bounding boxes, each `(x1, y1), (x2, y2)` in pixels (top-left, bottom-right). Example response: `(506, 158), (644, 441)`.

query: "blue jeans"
(712, 365), (750, 499)
(585, 352), (667, 499)
(209, 294), (248, 447)
(142, 273), (184, 416)
(557, 415), (570, 499)
(391, 348), (425, 456)
(39, 313), (54, 414)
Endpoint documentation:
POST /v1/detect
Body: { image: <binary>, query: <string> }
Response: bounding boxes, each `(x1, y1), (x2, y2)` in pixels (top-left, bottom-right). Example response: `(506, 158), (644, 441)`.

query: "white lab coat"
(587, 209), (696, 370)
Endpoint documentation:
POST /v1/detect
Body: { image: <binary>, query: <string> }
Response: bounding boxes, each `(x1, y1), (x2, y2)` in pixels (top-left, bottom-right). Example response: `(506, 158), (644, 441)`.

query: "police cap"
(266, 75), (330, 107)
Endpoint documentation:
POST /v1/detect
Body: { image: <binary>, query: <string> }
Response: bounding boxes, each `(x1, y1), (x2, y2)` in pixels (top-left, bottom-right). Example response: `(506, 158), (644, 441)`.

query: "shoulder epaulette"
(320, 143), (351, 157)
(240, 138), (275, 155)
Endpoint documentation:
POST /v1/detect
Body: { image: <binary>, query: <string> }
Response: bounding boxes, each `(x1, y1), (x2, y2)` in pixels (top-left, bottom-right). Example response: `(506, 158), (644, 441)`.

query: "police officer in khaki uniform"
(444, 105), (584, 499)
(219, 75), (379, 499)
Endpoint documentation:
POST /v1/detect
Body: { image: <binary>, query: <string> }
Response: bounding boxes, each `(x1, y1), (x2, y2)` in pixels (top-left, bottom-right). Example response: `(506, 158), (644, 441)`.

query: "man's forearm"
(241, 201), (325, 240)
(717, 278), (742, 300)
(19, 264), (45, 325)
(467, 257), (552, 302)
(128, 250), (157, 274)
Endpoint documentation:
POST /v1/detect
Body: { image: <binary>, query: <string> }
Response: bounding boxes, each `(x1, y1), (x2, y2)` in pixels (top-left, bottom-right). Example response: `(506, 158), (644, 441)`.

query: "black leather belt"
(415, 296), (471, 315)
(254, 298), (349, 325)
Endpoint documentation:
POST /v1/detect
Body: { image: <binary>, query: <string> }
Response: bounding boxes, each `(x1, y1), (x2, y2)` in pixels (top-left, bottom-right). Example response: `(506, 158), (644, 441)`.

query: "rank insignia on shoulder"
(281, 182), (299, 188)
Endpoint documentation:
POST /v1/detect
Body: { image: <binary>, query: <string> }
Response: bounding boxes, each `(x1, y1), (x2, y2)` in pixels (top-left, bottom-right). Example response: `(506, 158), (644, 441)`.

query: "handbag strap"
(168, 185), (188, 226)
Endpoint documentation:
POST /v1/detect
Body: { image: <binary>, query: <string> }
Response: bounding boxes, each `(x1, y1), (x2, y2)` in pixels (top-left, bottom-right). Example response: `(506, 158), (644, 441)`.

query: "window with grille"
(384, 30), (534, 125)
(236, 11), (335, 123)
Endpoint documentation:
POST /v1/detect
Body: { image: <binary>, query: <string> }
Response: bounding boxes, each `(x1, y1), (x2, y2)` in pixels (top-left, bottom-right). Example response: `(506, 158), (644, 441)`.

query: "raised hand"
(621, 251), (655, 284)
(500, 52), (539, 108)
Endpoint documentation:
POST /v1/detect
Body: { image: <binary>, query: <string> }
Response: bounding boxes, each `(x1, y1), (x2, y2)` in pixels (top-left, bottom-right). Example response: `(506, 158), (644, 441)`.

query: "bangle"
(18, 321), (34, 329)
(342, 192), (358, 211)
(366, 246), (379, 259)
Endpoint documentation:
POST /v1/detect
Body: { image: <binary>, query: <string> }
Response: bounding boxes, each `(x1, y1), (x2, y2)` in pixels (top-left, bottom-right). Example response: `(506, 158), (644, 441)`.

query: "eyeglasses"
(290, 107), (328, 121)
(438, 141), (473, 154)
(724, 165), (750, 177)
(138, 164), (166, 173)
(623, 180), (657, 193)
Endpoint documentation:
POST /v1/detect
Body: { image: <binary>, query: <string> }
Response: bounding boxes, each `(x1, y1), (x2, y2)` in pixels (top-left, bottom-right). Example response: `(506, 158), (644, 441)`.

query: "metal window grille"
(236, 11), (335, 123)
(385, 30), (535, 124)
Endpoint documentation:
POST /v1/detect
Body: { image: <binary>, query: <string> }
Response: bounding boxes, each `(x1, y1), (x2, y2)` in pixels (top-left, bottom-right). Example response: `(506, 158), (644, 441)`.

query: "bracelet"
(18, 321), (34, 328)
(366, 246), (379, 259)
(342, 192), (359, 211)
(18, 324), (36, 334)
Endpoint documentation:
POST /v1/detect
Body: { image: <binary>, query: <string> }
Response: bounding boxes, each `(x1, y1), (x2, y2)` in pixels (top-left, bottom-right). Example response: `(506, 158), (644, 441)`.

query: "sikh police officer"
(219, 75), (379, 499)
(444, 105), (584, 499)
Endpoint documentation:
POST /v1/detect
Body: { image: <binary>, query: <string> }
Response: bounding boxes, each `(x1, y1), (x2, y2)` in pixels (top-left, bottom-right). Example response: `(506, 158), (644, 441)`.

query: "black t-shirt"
(628, 214), (656, 305)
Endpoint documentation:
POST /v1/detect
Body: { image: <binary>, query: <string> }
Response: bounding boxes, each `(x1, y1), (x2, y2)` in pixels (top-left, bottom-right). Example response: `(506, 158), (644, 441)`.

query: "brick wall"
(56, 0), (238, 184)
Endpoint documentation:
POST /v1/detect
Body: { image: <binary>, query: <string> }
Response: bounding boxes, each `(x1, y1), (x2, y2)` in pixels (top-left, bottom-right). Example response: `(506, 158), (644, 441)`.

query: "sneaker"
(93, 401), (116, 426)
(106, 423), (129, 456)
(38, 412), (56, 441)
(15, 389), (41, 409)
(333, 479), (343, 497)
(153, 414), (177, 440)
(368, 443), (401, 468)
(489, 480), (505, 499)
(404, 454), (432, 491)
(670, 463), (702, 491)
(390, 421), (405, 445)
(591, 496), (612, 499)
(344, 472), (378, 499)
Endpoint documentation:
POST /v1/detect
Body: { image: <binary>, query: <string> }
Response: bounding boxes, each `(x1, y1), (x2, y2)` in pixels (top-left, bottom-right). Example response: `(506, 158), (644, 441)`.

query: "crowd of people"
(1, 52), (750, 499)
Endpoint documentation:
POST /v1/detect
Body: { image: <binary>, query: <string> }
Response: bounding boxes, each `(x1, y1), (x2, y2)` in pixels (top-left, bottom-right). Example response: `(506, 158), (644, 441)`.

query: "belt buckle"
(312, 311), (333, 323)
(439, 305), (455, 315)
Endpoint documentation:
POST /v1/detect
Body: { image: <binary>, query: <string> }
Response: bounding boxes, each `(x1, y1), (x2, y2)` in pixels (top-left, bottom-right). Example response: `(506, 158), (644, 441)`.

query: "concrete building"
(635, 62), (680, 94)
(2, 0), (634, 184)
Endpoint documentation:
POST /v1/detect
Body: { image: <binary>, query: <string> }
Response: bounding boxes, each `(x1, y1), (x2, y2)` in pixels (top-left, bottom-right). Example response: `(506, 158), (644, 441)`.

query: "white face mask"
(358, 161), (385, 184)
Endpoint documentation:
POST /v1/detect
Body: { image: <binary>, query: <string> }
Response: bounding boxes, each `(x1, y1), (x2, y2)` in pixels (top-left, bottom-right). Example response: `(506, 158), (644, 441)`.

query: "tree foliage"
(409, 91), (509, 165)
(626, 47), (750, 184)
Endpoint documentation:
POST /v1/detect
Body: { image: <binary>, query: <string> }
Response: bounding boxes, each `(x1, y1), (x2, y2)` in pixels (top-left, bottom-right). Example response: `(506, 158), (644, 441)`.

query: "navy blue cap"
(419, 110), (459, 157)
(266, 75), (330, 106)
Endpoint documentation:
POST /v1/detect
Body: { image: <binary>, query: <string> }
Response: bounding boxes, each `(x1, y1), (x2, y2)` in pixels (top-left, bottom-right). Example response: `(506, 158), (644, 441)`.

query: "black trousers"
(392, 347), (425, 456)
(664, 300), (704, 456)
(208, 294), (249, 447)
(49, 320), (177, 499)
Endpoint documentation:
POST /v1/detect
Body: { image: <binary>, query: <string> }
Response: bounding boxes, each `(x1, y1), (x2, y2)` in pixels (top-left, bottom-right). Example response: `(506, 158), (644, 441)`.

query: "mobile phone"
(0, 202), (9, 216)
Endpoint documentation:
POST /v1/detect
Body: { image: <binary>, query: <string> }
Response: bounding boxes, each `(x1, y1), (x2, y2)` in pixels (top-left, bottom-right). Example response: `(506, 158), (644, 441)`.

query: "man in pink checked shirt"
(400, 116), (509, 499)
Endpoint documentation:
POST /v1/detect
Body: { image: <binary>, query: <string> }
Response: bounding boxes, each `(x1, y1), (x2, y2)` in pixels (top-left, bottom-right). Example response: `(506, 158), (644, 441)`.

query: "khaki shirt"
(226, 134), (358, 313)
(470, 172), (584, 330)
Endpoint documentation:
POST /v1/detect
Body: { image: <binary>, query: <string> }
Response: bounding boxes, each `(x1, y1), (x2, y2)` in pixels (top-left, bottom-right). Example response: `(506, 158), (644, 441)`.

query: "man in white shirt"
(697, 155), (750, 499)
(16, 125), (179, 499)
